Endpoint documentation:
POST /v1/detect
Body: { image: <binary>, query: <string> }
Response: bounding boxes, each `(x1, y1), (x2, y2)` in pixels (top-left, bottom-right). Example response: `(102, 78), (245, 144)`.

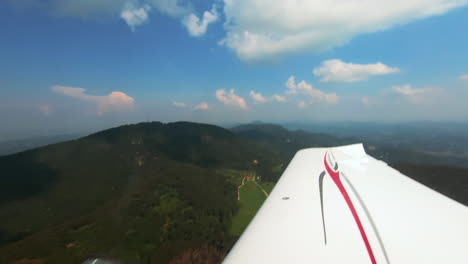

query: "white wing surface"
(223, 144), (468, 264)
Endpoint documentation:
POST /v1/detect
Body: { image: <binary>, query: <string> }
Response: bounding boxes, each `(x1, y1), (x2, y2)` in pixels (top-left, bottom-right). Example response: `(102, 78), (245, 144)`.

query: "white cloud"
(460, 74), (468, 81)
(39, 104), (53, 116)
(221, 0), (467, 61)
(173, 101), (210, 110)
(249, 91), (287, 104)
(285, 76), (339, 104)
(249, 91), (268, 103)
(361, 96), (371, 105)
(173, 101), (188, 108)
(313, 59), (400, 83)
(285, 77), (301, 95)
(272, 94), (286, 102)
(392, 84), (438, 104)
(216, 89), (248, 109)
(183, 5), (218, 37)
(121, 2), (151, 31)
(392, 84), (429, 96)
(297, 101), (306, 108)
(51, 85), (134, 114)
(194, 102), (209, 110)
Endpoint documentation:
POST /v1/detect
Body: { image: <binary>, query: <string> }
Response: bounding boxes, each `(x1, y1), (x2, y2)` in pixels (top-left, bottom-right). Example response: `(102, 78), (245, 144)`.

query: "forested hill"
(231, 123), (354, 158)
(0, 122), (283, 264)
(231, 123), (468, 167)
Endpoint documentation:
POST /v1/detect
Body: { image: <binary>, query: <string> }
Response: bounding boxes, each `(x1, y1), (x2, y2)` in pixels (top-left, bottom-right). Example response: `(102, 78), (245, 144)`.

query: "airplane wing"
(222, 144), (468, 264)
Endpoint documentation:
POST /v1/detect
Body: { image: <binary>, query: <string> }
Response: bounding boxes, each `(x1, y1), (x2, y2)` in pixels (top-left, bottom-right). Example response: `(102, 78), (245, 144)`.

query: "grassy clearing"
(224, 168), (276, 237)
(217, 168), (244, 186)
(230, 181), (267, 236)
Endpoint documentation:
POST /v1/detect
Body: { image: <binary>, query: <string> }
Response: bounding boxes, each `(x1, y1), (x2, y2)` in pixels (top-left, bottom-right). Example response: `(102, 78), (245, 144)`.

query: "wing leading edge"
(222, 144), (468, 264)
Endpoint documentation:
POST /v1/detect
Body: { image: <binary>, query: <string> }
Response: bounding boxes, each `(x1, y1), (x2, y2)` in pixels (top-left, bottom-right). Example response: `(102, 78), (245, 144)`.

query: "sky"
(1, 0), (468, 140)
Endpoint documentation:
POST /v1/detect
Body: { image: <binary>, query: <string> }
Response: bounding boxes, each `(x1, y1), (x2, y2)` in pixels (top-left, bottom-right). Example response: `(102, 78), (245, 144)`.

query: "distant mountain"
(0, 134), (82, 156)
(284, 121), (468, 160)
(231, 123), (457, 166)
(231, 123), (355, 159)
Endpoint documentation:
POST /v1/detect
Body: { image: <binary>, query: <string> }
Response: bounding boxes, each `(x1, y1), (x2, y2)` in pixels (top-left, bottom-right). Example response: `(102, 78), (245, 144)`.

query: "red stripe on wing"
(324, 152), (377, 264)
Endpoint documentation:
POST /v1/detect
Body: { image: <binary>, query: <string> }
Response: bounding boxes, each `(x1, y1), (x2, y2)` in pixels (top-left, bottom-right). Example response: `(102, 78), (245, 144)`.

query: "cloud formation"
(460, 74), (468, 81)
(392, 85), (427, 96)
(173, 101), (210, 110)
(9, 0), (466, 51)
(249, 91), (287, 104)
(313, 59), (400, 83)
(392, 84), (438, 104)
(51, 85), (134, 114)
(249, 91), (268, 103)
(286, 76), (338, 104)
(194, 102), (209, 110)
(120, 0), (218, 35)
(121, 2), (151, 31)
(183, 5), (218, 36)
(221, 0), (467, 61)
(271, 94), (286, 102)
(216, 89), (248, 109)
(173, 101), (188, 108)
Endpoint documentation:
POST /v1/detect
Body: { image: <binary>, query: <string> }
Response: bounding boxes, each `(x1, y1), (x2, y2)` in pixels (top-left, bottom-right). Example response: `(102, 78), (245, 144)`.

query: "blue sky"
(1, 0), (468, 140)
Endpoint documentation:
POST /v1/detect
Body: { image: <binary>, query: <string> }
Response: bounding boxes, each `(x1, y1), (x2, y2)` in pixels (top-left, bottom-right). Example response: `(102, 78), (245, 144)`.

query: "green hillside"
(0, 122), (282, 264)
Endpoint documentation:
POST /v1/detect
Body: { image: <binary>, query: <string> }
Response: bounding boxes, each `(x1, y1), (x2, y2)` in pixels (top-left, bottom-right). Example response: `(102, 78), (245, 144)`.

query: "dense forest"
(0, 122), (282, 263)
